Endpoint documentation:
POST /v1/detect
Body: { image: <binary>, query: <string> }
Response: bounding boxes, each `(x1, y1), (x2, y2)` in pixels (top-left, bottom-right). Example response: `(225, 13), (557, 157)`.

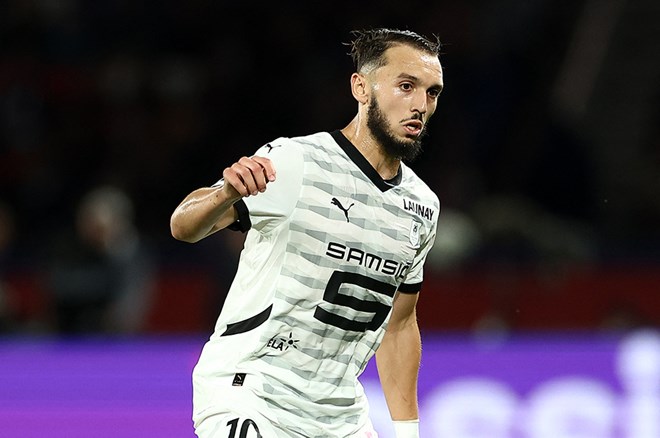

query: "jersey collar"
(330, 130), (402, 192)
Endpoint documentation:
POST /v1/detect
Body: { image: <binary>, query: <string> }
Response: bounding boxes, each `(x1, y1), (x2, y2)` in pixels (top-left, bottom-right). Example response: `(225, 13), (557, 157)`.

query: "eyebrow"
(397, 73), (444, 93)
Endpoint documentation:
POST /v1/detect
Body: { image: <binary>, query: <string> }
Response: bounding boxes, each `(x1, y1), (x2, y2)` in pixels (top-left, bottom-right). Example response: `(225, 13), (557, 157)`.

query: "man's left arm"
(376, 291), (421, 434)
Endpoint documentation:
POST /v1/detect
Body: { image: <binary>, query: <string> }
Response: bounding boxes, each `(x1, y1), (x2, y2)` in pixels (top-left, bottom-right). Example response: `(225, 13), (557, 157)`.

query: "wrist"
(213, 179), (242, 204)
(393, 419), (419, 438)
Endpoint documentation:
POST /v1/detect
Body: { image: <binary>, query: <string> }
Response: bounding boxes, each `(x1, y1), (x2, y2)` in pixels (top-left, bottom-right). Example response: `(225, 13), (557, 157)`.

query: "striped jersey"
(192, 130), (440, 437)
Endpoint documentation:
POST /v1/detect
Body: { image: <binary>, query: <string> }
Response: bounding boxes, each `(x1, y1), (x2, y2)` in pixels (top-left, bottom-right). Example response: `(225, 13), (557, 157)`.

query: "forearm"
(170, 186), (239, 243)
(171, 155), (275, 243)
(376, 318), (421, 420)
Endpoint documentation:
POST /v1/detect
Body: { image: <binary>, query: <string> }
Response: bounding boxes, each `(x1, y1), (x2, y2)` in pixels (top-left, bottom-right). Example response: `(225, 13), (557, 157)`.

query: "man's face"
(365, 45), (443, 161)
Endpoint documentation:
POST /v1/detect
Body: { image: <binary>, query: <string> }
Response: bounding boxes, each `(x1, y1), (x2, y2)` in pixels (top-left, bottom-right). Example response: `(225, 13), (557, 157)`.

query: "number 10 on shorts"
(226, 418), (262, 438)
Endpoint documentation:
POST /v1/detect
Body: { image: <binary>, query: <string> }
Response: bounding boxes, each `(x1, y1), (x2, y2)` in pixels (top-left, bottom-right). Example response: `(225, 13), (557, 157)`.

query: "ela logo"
(266, 332), (299, 351)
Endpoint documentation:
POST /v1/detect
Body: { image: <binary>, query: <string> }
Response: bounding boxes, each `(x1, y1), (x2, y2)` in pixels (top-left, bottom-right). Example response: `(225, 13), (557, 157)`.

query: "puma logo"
(331, 197), (354, 222)
(264, 143), (281, 153)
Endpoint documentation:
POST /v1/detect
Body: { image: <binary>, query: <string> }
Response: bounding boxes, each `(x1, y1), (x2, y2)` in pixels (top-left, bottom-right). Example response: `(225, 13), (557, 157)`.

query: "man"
(48, 185), (154, 333)
(171, 28), (443, 438)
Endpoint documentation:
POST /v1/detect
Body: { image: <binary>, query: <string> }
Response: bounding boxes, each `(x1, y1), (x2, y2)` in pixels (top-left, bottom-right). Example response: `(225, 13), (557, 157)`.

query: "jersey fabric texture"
(193, 131), (439, 437)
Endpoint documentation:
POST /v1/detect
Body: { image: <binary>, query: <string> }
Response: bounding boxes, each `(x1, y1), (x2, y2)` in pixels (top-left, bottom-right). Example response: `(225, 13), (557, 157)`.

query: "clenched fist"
(222, 156), (276, 199)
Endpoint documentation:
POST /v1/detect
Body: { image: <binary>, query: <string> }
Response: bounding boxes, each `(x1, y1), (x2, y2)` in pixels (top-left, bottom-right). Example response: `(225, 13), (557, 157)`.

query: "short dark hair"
(347, 28), (441, 73)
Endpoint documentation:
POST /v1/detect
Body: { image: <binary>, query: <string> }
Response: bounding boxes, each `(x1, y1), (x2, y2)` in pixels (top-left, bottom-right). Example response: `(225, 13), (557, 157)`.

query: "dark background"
(1, 0), (659, 335)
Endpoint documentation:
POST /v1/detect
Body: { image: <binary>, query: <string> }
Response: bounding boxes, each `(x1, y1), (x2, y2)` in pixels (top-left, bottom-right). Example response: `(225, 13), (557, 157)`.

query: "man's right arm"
(170, 155), (276, 243)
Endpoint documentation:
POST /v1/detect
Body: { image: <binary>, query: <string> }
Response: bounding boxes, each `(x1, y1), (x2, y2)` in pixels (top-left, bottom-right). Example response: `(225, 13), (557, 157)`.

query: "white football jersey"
(192, 131), (439, 437)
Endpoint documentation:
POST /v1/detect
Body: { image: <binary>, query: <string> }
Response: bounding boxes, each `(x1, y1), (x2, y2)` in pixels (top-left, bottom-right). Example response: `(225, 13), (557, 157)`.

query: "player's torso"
(194, 133), (436, 434)
(247, 135), (431, 374)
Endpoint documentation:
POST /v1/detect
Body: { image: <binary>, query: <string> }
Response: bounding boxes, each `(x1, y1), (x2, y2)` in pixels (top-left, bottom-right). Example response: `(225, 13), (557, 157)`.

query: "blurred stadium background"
(1, 0), (659, 437)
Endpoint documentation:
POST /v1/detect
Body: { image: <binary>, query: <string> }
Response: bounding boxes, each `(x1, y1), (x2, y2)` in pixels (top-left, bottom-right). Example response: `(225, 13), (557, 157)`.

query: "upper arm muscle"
(388, 291), (419, 331)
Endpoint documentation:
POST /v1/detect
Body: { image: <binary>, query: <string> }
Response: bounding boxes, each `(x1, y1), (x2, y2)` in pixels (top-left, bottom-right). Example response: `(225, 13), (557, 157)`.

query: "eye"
(428, 88), (441, 99)
(400, 82), (414, 92)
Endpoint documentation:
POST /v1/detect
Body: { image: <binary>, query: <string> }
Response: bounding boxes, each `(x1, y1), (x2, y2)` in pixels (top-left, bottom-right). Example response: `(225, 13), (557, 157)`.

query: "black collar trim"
(330, 130), (401, 192)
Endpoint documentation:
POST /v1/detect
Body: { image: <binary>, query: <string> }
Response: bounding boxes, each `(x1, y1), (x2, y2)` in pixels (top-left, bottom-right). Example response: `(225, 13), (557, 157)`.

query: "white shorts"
(193, 384), (379, 438)
(195, 412), (275, 438)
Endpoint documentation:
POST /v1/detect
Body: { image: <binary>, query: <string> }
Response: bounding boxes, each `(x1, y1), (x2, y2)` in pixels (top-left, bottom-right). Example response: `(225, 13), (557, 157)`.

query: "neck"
(341, 117), (401, 180)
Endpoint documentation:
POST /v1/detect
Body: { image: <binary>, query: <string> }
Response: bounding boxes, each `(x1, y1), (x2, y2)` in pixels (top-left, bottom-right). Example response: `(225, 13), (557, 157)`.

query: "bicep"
(387, 291), (419, 332)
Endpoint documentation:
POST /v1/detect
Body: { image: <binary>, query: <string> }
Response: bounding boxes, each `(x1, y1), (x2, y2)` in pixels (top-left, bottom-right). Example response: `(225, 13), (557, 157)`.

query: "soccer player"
(171, 28), (443, 438)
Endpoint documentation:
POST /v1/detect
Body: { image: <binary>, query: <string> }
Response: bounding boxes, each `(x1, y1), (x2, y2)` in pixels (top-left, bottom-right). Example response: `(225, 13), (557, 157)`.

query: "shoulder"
(397, 163), (441, 229)
(259, 132), (334, 151)
(400, 163), (440, 210)
(251, 136), (306, 171)
(254, 132), (339, 166)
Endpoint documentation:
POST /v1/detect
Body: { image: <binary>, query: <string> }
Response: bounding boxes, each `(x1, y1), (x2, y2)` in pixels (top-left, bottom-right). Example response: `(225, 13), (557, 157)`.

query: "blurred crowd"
(1, 0), (659, 334)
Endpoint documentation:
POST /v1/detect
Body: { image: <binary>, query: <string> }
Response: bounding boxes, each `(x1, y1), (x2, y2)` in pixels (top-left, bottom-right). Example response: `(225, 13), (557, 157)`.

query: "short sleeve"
(398, 198), (440, 293)
(221, 139), (304, 234)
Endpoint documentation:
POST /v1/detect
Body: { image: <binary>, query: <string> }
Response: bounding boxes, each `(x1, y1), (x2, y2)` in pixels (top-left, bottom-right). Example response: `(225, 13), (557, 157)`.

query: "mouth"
(402, 120), (424, 136)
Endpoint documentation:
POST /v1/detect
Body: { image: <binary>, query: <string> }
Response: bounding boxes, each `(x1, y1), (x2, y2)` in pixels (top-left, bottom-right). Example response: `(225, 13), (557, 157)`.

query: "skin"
(342, 44), (443, 180)
(170, 42), (443, 422)
(169, 155), (274, 243)
(351, 43), (442, 422)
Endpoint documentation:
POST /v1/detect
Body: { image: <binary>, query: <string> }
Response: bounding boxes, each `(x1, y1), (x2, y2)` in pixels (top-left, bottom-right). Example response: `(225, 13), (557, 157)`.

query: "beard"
(366, 96), (427, 162)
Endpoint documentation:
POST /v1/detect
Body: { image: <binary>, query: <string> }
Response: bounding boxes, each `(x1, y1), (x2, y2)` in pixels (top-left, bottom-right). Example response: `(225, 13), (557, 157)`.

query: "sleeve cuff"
(226, 199), (251, 233)
(398, 282), (422, 294)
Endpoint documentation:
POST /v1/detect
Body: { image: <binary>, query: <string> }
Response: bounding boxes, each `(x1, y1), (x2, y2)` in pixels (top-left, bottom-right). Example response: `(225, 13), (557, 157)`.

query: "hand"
(222, 156), (276, 199)
(393, 420), (419, 438)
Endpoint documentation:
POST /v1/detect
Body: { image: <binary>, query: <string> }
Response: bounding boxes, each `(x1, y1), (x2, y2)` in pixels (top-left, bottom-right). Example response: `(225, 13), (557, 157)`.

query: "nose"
(411, 90), (427, 116)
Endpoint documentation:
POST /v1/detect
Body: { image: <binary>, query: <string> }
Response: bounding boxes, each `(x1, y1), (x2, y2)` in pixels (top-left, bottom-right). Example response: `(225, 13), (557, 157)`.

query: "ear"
(350, 73), (369, 104)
